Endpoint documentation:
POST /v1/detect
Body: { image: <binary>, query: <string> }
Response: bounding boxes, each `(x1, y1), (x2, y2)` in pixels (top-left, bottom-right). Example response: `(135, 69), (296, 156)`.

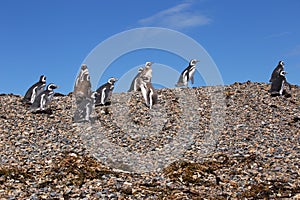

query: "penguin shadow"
(31, 108), (53, 115)
(269, 89), (292, 98)
(99, 102), (112, 106)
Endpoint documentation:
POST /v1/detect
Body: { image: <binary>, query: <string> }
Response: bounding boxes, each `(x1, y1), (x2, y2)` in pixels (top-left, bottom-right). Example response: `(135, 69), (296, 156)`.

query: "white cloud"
(265, 31), (291, 39)
(138, 2), (212, 30)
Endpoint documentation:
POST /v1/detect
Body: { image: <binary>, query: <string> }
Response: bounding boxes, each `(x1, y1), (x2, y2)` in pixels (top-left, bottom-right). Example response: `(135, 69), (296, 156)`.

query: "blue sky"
(0, 0), (299, 95)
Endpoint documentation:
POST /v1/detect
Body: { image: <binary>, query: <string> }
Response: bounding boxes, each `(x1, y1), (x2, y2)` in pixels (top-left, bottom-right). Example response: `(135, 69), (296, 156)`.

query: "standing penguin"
(140, 79), (158, 109)
(73, 92), (97, 123)
(95, 77), (118, 106)
(30, 83), (58, 112)
(269, 61), (284, 82)
(23, 75), (46, 104)
(128, 67), (144, 92)
(269, 71), (290, 96)
(176, 59), (199, 87)
(73, 64), (92, 103)
(140, 62), (153, 83)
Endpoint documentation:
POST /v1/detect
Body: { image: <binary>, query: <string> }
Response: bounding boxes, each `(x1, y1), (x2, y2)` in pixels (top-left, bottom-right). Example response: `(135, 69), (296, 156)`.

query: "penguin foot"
(104, 101), (111, 106)
(95, 101), (111, 107)
(270, 93), (280, 97)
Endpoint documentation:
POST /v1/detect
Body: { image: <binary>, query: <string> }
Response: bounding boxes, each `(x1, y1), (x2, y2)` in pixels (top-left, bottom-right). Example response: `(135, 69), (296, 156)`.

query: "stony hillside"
(0, 82), (299, 199)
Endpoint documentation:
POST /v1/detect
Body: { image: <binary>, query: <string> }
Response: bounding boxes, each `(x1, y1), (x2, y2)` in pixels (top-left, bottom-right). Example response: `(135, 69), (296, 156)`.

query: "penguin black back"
(128, 67), (144, 92)
(23, 75), (46, 104)
(269, 61), (284, 82)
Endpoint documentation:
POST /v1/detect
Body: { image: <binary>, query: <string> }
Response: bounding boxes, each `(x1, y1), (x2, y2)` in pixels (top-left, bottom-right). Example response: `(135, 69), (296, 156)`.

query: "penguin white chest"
(101, 88), (106, 105)
(279, 79), (285, 95)
(189, 68), (195, 78)
(140, 83), (149, 106)
(31, 86), (38, 104)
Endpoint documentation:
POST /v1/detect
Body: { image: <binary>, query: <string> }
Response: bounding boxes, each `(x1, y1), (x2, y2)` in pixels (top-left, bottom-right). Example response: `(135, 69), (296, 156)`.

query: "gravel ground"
(0, 81), (299, 199)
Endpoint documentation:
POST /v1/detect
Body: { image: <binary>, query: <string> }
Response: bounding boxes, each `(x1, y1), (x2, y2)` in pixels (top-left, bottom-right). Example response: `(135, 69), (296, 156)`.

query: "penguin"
(140, 62), (153, 83)
(30, 83), (58, 112)
(95, 77), (118, 106)
(73, 64), (92, 104)
(128, 67), (144, 92)
(269, 61), (284, 83)
(23, 75), (46, 104)
(140, 78), (158, 109)
(73, 92), (97, 123)
(269, 70), (288, 96)
(176, 59), (199, 87)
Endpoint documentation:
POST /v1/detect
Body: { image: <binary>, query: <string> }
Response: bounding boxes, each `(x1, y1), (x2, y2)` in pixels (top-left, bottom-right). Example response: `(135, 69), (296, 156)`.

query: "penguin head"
(190, 59), (199, 66)
(47, 83), (58, 91)
(141, 74), (151, 83)
(138, 67), (144, 73)
(279, 61), (285, 66)
(80, 64), (89, 78)
(145, 62), (153, 68)
(39, 75), (46, 83)
(280, 71), (288, 76)
(108, 77), (118, 84)
(91, 91), (98, 99)
(81, 64), (88, 70)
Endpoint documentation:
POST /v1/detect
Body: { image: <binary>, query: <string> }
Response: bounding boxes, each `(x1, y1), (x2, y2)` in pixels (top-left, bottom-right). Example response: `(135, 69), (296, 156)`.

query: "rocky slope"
(0, 82), (299, 199)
